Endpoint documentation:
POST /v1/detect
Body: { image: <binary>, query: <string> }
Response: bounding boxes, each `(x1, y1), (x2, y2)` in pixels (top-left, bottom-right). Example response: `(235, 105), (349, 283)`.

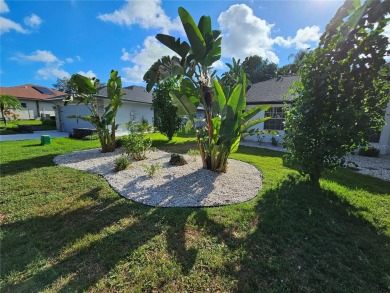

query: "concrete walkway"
(0, 130), (69, 142)
(0, 129), (131, 142)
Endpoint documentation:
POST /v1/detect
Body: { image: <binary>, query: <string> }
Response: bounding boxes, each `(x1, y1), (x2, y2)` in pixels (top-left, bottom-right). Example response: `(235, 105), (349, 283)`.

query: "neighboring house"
(0, 84), (66, 120)
(244, 75), (390, 155)
(49, 85), (154, 133)
(244, 75), (299, 144)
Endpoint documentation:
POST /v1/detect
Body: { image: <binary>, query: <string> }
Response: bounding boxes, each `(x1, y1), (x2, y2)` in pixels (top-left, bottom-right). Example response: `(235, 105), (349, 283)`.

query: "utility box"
(41, 135), (51, 145)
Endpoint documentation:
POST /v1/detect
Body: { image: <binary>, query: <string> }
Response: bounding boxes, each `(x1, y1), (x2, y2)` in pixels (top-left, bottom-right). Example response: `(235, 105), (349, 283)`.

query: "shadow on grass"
(233, 174), (390, 292)
(186, 174), (389, 292)
(0, 154), (57, 177)
(1, 187), (198, 292)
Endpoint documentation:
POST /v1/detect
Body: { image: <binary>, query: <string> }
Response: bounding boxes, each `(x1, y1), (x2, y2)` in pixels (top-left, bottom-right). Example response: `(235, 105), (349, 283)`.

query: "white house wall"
(56, 98), (154, 133)
(15, 99), (56, 120)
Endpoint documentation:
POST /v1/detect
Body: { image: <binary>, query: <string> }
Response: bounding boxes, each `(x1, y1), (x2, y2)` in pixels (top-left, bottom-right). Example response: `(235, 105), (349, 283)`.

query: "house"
(244, 75), (298, 144)
(0, 84), (66, 120)
(49, 85), (154, 133)
(244, 75), (390, 155)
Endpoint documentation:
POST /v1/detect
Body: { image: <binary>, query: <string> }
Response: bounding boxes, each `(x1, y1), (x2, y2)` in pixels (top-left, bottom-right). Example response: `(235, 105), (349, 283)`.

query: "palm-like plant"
(67, 70), (124, 152)
(144, 7), (269, 172)
(0, 95), (21, 126)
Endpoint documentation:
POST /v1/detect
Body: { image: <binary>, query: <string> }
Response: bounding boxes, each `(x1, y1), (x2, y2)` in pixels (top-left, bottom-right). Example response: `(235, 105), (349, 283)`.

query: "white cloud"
(212, 60), (226, 70)
(0, 16), (28, 34)
(12, 50), (59, 63)
(37, 66), (70, 80)
(76, 55), (82, 62)
(65, 57), (74, 63)
(121, 36), (177, 84)
(24, 13), (42, 28)
(78, 70), (96, 78)
(218, 4), (279, 63)
(98, 0), (182, 34)
(274, 26), (320, 50)
(0, 0), (9, 13)
(121, 48), (131, 61)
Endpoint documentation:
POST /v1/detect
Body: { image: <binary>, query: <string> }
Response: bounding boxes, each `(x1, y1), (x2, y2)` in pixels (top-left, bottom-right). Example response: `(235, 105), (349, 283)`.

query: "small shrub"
(42, 119), (56, 126)
(187, 149), (199, 162)
(115, 137), (126, 148)
(114, 156), (131, 172)
(125, 121), (138, 133)
(138, 118), (152, 133)
(124, 133), (152, 161)
(358, 146), (380, 157)
(142, 163), (162, 178)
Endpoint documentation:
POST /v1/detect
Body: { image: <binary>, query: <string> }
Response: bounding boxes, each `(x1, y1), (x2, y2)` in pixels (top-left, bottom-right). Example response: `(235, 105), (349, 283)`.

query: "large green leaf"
(178, 7), (206, 61)
(169, 90), (197, 117)
(156, 34), (190, 58)
(241, 104), (270, 124)
(198, 16), (211, 39)
(240, 116), (271, 133)
(212, 79), (226, 114)
(70, 74), (97, 95)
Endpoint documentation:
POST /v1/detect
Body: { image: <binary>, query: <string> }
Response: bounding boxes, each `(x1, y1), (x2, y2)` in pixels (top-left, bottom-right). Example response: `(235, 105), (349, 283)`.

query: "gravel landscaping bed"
(54, 148), (262, 207)
(241, 140), (390, 181)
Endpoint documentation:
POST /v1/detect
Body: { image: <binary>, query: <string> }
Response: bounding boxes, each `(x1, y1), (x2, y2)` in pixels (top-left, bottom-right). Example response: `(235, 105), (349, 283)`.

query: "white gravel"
(53, 148), (262, 207)
(240, 140), (390, 181)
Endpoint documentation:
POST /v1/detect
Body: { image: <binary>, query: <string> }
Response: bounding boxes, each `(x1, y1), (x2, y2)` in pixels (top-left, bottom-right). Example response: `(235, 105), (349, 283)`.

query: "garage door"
(59, 104), (94, 133)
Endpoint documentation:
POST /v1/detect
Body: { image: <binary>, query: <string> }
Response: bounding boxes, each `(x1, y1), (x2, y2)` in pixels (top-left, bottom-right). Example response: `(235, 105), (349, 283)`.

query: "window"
(264, 107), (286, 130)
(21, 102), (27, 108)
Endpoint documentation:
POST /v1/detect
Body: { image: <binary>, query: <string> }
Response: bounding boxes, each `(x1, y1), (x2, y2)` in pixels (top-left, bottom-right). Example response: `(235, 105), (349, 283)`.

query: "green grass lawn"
(1, 135), (389, 292)
(0, 119), (56, 135)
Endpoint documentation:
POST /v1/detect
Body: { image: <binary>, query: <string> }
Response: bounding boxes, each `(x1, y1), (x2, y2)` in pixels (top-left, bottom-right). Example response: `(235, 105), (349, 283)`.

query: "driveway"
(0, 130), (69, 142)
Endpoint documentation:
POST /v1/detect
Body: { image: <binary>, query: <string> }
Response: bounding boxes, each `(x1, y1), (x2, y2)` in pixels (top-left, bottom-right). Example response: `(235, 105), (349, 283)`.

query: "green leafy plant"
(358, 146), (380, 158)
(144, 7), (269, 172)
(284, 0), (390, 184)
(142, 163), (162, 178)
(124, 133), (152, 161)
(0, 95), (22, 126)
(67, 70), (124, 152)
(153, 78), (182, 140)
(114, 156), (131, 172)
(138, 118), (152, 133)
(187, 148), (199, 162)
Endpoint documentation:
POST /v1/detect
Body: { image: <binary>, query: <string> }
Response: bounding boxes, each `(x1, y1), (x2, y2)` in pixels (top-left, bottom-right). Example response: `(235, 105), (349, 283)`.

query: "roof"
(0, 84), (67, 101)
(97, 85), (153, 104)
(246, 75), (299, 104)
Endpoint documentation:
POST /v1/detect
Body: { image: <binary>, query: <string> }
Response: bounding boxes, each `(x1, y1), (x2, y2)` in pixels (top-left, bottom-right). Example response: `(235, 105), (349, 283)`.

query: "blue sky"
(1, 0), (377, 89)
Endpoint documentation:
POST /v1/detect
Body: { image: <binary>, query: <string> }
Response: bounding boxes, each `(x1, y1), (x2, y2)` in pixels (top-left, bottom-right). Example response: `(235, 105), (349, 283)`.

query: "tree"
(284, 0), (390, 184)
(219, 58), (251, 95)
(67, 70), (124, 152)
(277, 50), (310, 76)
(52, 77), (73, 93)
(144, 7), (269, 172)
(152, 78), (182, 140)
(0, 95), (21, 126)
(242, 55), (277, 83)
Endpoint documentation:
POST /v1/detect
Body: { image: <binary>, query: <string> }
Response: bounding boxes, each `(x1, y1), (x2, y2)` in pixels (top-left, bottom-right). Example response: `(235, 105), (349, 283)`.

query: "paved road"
(0, 130), (69, 142)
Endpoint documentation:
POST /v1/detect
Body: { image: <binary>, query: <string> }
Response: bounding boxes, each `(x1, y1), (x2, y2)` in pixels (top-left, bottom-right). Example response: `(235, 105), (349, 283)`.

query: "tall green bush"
(152, 78), (182, 140)
(284, 0), (390, 184)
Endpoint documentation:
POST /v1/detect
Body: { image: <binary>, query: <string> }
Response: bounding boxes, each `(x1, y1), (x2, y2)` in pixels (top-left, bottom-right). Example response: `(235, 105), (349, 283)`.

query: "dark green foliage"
(114, 156), (130, 172)
(242, 55), (277, 83)
(153, 79), (181, 140)
(123, 133), (152, 161)
(115, 137), (126, 148)
(137, 118), (153, 133)
(358, 146), (380, 157)
(284, 0), (390, 183)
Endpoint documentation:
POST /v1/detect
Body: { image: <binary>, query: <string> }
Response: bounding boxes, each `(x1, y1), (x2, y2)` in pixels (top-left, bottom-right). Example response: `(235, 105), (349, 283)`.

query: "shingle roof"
(97, 85), (153, 104)
(0, 84), (66, 100)
(246, 75), (299, 104)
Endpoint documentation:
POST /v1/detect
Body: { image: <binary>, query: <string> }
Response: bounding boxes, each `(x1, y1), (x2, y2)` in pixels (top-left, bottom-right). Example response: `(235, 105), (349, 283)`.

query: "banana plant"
(67, 70), (124, 152)
(144, 7), (269, 172)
